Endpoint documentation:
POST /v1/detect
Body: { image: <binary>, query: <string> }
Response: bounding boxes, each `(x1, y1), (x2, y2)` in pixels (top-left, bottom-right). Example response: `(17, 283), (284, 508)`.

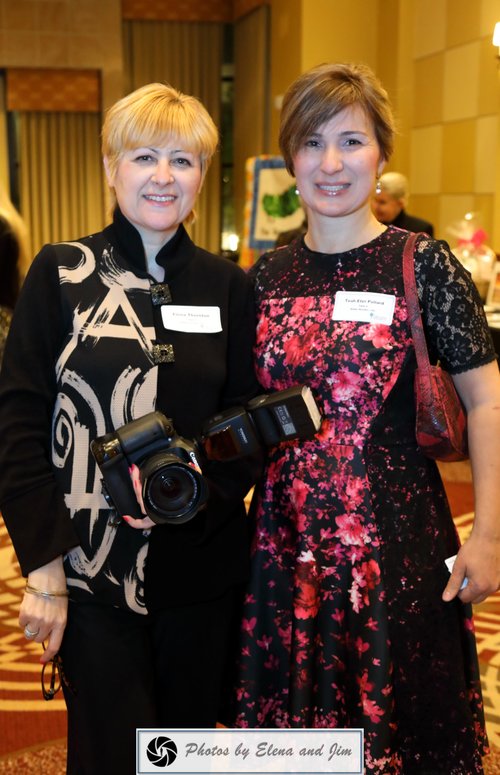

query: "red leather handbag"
(402, 232), (469, 462)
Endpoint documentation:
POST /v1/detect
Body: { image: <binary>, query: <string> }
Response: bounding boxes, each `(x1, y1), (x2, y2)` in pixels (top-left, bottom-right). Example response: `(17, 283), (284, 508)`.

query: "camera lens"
(155, 474), (183, 501)
(149, 467), (194, 511)
(140, 453), (206, 524)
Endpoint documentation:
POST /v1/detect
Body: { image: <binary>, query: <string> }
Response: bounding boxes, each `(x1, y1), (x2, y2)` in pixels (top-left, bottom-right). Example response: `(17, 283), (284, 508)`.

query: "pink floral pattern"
(228, 228), (491, 774)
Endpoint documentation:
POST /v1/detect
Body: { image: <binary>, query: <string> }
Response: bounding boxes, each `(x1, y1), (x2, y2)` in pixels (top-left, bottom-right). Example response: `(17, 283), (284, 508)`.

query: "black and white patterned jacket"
(0, 209), (260, 613)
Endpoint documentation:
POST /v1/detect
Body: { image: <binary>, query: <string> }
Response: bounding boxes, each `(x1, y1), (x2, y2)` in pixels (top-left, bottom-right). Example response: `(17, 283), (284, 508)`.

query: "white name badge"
(161, 305), (222, 333)
(332, 291), (395, 325)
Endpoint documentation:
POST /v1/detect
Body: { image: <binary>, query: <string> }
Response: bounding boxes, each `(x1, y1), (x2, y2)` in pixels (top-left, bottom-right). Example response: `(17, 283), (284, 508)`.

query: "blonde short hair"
(0, 185), (30, 285)
(279, 62), (395, 175)
(102, 83), (219, 219)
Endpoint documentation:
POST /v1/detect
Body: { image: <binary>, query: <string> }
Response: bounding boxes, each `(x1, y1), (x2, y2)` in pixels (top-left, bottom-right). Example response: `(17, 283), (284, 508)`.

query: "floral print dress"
(229, 228), (494, 774)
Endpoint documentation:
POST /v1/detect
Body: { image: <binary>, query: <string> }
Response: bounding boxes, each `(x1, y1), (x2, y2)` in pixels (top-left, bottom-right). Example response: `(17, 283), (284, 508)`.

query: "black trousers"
(59, 589), (239, 775)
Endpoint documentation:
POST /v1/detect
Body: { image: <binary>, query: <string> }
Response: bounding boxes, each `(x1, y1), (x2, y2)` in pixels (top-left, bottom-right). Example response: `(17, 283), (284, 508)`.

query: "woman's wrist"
(25, 582), (68, 599)
(26, 555), (67, 593)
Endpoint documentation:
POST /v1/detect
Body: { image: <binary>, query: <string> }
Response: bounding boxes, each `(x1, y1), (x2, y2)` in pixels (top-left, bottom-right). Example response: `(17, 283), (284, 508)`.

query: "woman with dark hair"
(228, 62), (500, 774)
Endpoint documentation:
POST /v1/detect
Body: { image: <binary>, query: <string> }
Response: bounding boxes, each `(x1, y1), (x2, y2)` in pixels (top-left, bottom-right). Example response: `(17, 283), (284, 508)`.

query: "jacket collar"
(103, 207), (196, 279)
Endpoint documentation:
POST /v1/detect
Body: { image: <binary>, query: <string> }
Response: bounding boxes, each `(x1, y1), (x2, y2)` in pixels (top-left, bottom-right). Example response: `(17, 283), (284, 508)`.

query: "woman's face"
(104, 142), (203, 243)
(292, 104), (384, 222)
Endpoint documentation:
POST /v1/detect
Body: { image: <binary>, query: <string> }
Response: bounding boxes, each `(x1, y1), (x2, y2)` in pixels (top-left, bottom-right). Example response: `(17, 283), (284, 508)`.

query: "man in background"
(372, 171), (434, 236)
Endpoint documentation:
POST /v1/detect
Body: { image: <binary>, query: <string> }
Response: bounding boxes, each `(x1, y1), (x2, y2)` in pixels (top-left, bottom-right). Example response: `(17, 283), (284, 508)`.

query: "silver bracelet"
(25, 583), (69, 599)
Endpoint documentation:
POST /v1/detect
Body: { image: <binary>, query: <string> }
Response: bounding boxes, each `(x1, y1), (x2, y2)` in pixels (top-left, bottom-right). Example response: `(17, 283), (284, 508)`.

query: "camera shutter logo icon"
(146, 736), (178, 767)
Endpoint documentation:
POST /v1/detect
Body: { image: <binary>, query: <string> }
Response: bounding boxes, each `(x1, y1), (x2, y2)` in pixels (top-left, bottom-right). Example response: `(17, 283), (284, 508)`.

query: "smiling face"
(104, 142), (203, 245)
(292, 105), (385, 225)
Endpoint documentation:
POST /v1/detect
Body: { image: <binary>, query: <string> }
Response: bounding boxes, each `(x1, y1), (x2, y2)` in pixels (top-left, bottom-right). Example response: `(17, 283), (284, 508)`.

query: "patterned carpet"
(0, 465), (499, 773)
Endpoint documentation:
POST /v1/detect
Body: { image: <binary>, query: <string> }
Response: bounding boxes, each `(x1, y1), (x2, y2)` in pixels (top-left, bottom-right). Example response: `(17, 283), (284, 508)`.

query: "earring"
(295, 187), (300, 196)
(375, 179), (382, 195)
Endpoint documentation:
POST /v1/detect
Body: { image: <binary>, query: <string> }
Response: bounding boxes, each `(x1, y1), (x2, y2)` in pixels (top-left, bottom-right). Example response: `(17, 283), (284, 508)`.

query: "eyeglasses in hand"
(41, 648), (76, 701)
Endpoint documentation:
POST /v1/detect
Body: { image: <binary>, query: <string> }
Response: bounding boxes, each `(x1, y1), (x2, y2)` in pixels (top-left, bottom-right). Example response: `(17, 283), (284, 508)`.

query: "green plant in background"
(262, 185), (301, 219)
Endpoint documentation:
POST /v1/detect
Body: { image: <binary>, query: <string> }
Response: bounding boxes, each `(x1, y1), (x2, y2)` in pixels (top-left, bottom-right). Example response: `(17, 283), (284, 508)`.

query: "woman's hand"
(446, 363), (500, 605)
(122, 464), (156, 530)
(442, 532), (500, 605)
(19, 556), (68, 664)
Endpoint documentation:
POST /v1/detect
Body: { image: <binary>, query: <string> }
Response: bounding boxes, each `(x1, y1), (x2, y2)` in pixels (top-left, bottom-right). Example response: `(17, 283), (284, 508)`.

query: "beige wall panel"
(0, 30), (37, 65)
(495, 119), (500, 248)
(479, 0), (500, 36)
(446, 0), (480, 47)
(72, 1), (122, 33)
(413, 0), (446, 58)
(410, 125), (443, 194)
(234, 6), (269, 235)
(0, 0), (123, 107)
(38, 2), (71, 32)
(376, 0), (400, 93)
(413, 54), (443, 127)
(442, 119), (476, 193)
(473, 193), (495, 243)
(38, 33), (70, 67)
(269, 0), (302, 155)
(68, 35), (110, 69)
(385, 0), (416, 173)
(3, 1), (38, 29)
(475, 115), (498, 192)
(443, 42), (480, 121)
(478, 37), (500, 115)
(407, 193), (440, 234)
(439, 194), (475, 243)
(301, 0), (378, 72)
(480, 0), (500, 250)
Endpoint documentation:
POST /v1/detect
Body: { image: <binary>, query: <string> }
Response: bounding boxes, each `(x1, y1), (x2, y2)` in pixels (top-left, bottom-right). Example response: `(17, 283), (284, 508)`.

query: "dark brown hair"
(279, 62), (395, 175)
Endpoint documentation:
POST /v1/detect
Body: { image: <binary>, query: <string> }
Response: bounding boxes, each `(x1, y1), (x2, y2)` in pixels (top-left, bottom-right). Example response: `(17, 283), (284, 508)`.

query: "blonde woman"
(0, 185), (29, 365)
(0, 84), (260, 775)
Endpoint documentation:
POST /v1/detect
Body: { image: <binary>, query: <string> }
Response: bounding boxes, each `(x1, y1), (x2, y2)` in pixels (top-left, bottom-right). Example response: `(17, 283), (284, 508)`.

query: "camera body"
(90, 413), (208, 526)
(91, 385), (322, 526)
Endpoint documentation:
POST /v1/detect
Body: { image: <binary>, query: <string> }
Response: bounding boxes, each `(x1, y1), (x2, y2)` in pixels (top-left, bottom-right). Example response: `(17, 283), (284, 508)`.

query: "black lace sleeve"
(414, 236), (497, 374)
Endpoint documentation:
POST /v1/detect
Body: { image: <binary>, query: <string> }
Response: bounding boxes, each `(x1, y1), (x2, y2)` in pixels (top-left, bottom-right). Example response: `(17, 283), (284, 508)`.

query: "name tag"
(161, 305), (222, 333)
(332, 291), (395, 325)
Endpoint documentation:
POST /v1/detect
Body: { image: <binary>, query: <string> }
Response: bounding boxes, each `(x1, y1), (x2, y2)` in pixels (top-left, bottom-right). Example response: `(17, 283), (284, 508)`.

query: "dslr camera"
(91, 413), (207, 527)
(91, 385), (321, 526)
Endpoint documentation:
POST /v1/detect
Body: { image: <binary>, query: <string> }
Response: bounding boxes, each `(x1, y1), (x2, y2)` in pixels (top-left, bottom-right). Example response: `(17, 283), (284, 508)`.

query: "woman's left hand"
(19, 556), (68, 664)
(442, 532), (500, 605)
(445, 362), (500, 605)
(122, 464), (156, 530)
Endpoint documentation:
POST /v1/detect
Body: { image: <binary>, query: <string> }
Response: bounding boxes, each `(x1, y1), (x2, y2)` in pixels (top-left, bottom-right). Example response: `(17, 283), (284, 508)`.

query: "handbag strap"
(402, 232), (432, 377)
